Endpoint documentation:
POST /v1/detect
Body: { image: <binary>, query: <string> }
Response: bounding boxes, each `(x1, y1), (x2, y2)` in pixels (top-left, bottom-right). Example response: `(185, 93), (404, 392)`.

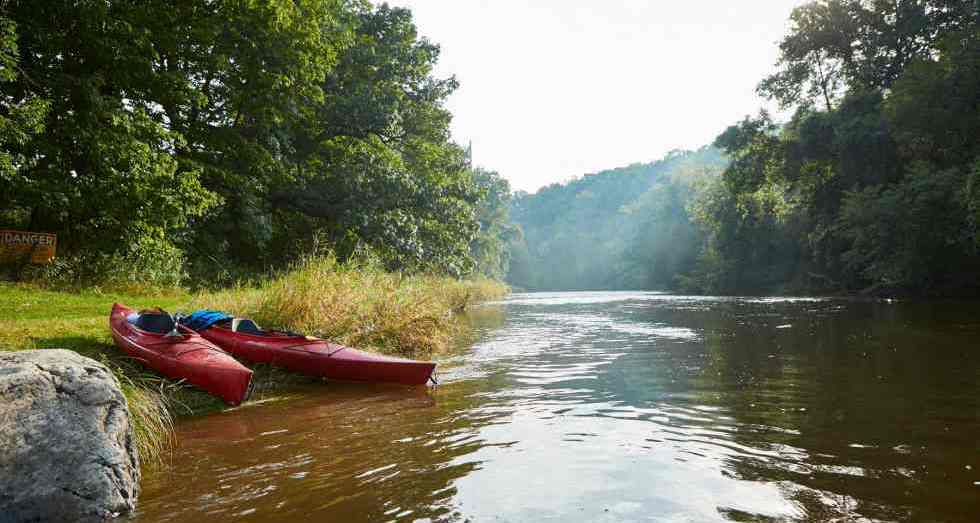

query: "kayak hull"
(109, 304), (253, 406)
(198, 324), (436, 386)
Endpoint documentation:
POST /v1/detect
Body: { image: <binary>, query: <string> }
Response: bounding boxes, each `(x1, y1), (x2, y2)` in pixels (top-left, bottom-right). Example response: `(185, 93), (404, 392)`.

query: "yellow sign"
(0, 230), (57, 264)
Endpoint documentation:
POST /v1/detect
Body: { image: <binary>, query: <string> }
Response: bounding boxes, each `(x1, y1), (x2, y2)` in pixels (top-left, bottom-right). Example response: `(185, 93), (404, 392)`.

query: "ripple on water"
(136, 292), (980, 523)
(500, 291), (669, 306)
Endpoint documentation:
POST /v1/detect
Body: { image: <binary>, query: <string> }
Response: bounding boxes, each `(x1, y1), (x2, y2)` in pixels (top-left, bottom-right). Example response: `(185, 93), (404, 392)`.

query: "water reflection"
(136, 292), (980, 522)
(138, 382), (497, 522)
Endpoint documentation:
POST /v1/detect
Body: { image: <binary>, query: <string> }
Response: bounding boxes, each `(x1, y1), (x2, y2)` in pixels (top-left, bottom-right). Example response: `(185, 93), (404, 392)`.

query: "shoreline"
(0, 259), (508, 464)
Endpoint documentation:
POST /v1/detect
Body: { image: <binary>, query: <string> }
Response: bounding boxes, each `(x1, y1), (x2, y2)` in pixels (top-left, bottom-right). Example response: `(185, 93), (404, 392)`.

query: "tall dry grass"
(118, 380), (175, 468)
(194, 256), (508, 358)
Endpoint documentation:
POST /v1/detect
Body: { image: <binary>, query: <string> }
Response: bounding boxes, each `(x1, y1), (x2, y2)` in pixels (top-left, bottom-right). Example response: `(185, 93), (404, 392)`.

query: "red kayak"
(192, 318), (436, 386)
(109, 304), (253, 406)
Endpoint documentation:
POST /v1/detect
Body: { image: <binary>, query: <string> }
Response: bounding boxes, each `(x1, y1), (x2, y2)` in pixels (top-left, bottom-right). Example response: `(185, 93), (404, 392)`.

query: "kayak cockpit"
(184, 311), (301, 338)
(228, 318), (264, 335)
(126, 308), (179, 335)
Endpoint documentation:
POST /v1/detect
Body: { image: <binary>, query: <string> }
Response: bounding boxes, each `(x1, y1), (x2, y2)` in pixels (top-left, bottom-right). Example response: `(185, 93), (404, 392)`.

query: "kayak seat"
(134, 312), (176, 334)
(231, 318), (264, 336)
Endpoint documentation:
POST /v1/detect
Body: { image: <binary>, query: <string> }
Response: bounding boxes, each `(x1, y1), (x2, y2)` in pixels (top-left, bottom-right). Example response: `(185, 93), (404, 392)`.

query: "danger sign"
(0, 230), (57, 263)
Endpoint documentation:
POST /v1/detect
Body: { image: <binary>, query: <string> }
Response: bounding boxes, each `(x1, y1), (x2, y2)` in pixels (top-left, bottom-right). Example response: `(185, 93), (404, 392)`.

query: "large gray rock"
(0, 350), (139, 522)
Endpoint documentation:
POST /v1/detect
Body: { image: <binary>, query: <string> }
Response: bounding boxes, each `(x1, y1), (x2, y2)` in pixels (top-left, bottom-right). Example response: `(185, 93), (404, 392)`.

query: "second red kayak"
(189, 318), (436, 386)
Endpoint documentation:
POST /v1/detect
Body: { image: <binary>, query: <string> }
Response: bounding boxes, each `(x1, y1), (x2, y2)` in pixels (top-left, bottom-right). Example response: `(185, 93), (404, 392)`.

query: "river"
(134, 292), (980, 522)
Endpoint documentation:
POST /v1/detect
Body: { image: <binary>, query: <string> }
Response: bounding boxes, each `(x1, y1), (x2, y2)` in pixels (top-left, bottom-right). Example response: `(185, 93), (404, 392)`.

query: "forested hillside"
(511, 1), (980, 297)
(696, 0), (980, 296)
(507, 147), (727, 290)
(0, 1), (512, 286)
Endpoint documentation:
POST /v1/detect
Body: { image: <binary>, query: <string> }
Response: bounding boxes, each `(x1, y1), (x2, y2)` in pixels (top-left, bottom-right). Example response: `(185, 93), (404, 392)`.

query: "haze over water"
(136, 292), (980, 522)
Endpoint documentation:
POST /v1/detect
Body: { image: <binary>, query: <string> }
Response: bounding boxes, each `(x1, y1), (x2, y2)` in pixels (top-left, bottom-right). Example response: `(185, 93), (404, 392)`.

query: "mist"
(506, 147), (727, 291)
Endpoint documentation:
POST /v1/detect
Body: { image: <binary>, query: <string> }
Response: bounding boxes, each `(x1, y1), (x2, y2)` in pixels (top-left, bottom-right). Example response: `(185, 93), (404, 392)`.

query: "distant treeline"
(507, 148), (727, 291)
(510, 1), (980, 297)
(0, 1), (513, 286)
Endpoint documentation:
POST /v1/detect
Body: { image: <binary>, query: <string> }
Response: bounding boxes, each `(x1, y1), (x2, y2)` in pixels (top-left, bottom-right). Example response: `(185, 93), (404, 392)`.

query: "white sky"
(387, 0), (806, 193)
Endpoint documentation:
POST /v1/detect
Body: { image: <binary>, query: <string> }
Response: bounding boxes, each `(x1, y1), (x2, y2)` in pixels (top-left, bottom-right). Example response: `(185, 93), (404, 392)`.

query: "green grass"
(0, 283), (195, 465)
(0, 258), (508, 465)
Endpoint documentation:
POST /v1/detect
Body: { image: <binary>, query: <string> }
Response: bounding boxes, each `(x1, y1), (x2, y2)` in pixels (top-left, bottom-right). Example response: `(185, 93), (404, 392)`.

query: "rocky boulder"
(0, 349), (139, 522)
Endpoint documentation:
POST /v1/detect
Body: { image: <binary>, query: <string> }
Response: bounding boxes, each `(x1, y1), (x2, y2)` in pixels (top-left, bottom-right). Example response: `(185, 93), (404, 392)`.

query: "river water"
(135, 292), (980, 522)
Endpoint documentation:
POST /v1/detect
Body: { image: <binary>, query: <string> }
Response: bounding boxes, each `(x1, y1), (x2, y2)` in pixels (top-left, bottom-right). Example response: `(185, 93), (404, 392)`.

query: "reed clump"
(196, 255), (508, 358)
(118, 379), (175, 468)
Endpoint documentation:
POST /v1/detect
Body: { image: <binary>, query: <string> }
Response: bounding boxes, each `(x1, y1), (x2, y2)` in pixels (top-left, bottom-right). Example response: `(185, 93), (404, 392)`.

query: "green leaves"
(1, 1), (488, 283)
(508, 148), (727, 291)
(760, 0), (976, 109)
(0, 17), (49, 189)
(701, 6), (980, 295)
(885, 29), (980, 167)
(714, 113), (782, 195)
(838, 161), (977, 293)
(469, 168), (517, 280)
(259, 4), (477, 276)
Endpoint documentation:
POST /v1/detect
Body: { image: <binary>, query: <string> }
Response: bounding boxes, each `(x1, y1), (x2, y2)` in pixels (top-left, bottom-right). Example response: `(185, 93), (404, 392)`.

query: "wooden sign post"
(0, 230), (58, 264)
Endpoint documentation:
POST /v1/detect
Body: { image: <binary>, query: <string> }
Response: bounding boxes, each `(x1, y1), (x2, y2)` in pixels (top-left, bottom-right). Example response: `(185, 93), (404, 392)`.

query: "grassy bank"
(0, 257), (508, 463)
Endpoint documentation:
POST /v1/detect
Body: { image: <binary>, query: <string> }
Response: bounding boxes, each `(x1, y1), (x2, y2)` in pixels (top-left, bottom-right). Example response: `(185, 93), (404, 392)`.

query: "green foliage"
(839, 161), (980, 293)
(513, 3), (980, 297)
(258, 4), (480, 275)
(714, 113), (782, 194)
(0, 17), (49, 221)
(759, 0), (975, 109)
(142, 0), (345, 267)
(469, 168), (517, 280)
(1, 1), (219, 282)
(690, 4), (980, 296)
(504, 232), (534, 291)
(885, 29), (980, 167)
(1, 1), (499, 284)
(508, 147), (727, 291)
(5, 0), (976, 296)
(966, 161), (980, 253)
(22, 236), (188, 290)
(685, 167), (805, 293)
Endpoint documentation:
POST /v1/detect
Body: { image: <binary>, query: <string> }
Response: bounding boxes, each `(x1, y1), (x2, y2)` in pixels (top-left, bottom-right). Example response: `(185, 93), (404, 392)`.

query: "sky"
(387, 0), (807, 193)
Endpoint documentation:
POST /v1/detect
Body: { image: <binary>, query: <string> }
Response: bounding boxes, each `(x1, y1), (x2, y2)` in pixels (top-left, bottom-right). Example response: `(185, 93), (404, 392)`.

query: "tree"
(885, 28), (980, 168)
(702, 3), (980, 296)
(133, 0), (345, 266)
(757, 1), (850, 110)
(760, 0), (976, 109)
(1, 1), (216, 271)
(265, 4), (480, 275)
(507, 148), (727, 291)
(1, 1), (488, 282)
(469, 168), (517, 280)
(0, 16), (49, 227)
(839, 161), (980, 293)
(621, 162), (726, 289)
